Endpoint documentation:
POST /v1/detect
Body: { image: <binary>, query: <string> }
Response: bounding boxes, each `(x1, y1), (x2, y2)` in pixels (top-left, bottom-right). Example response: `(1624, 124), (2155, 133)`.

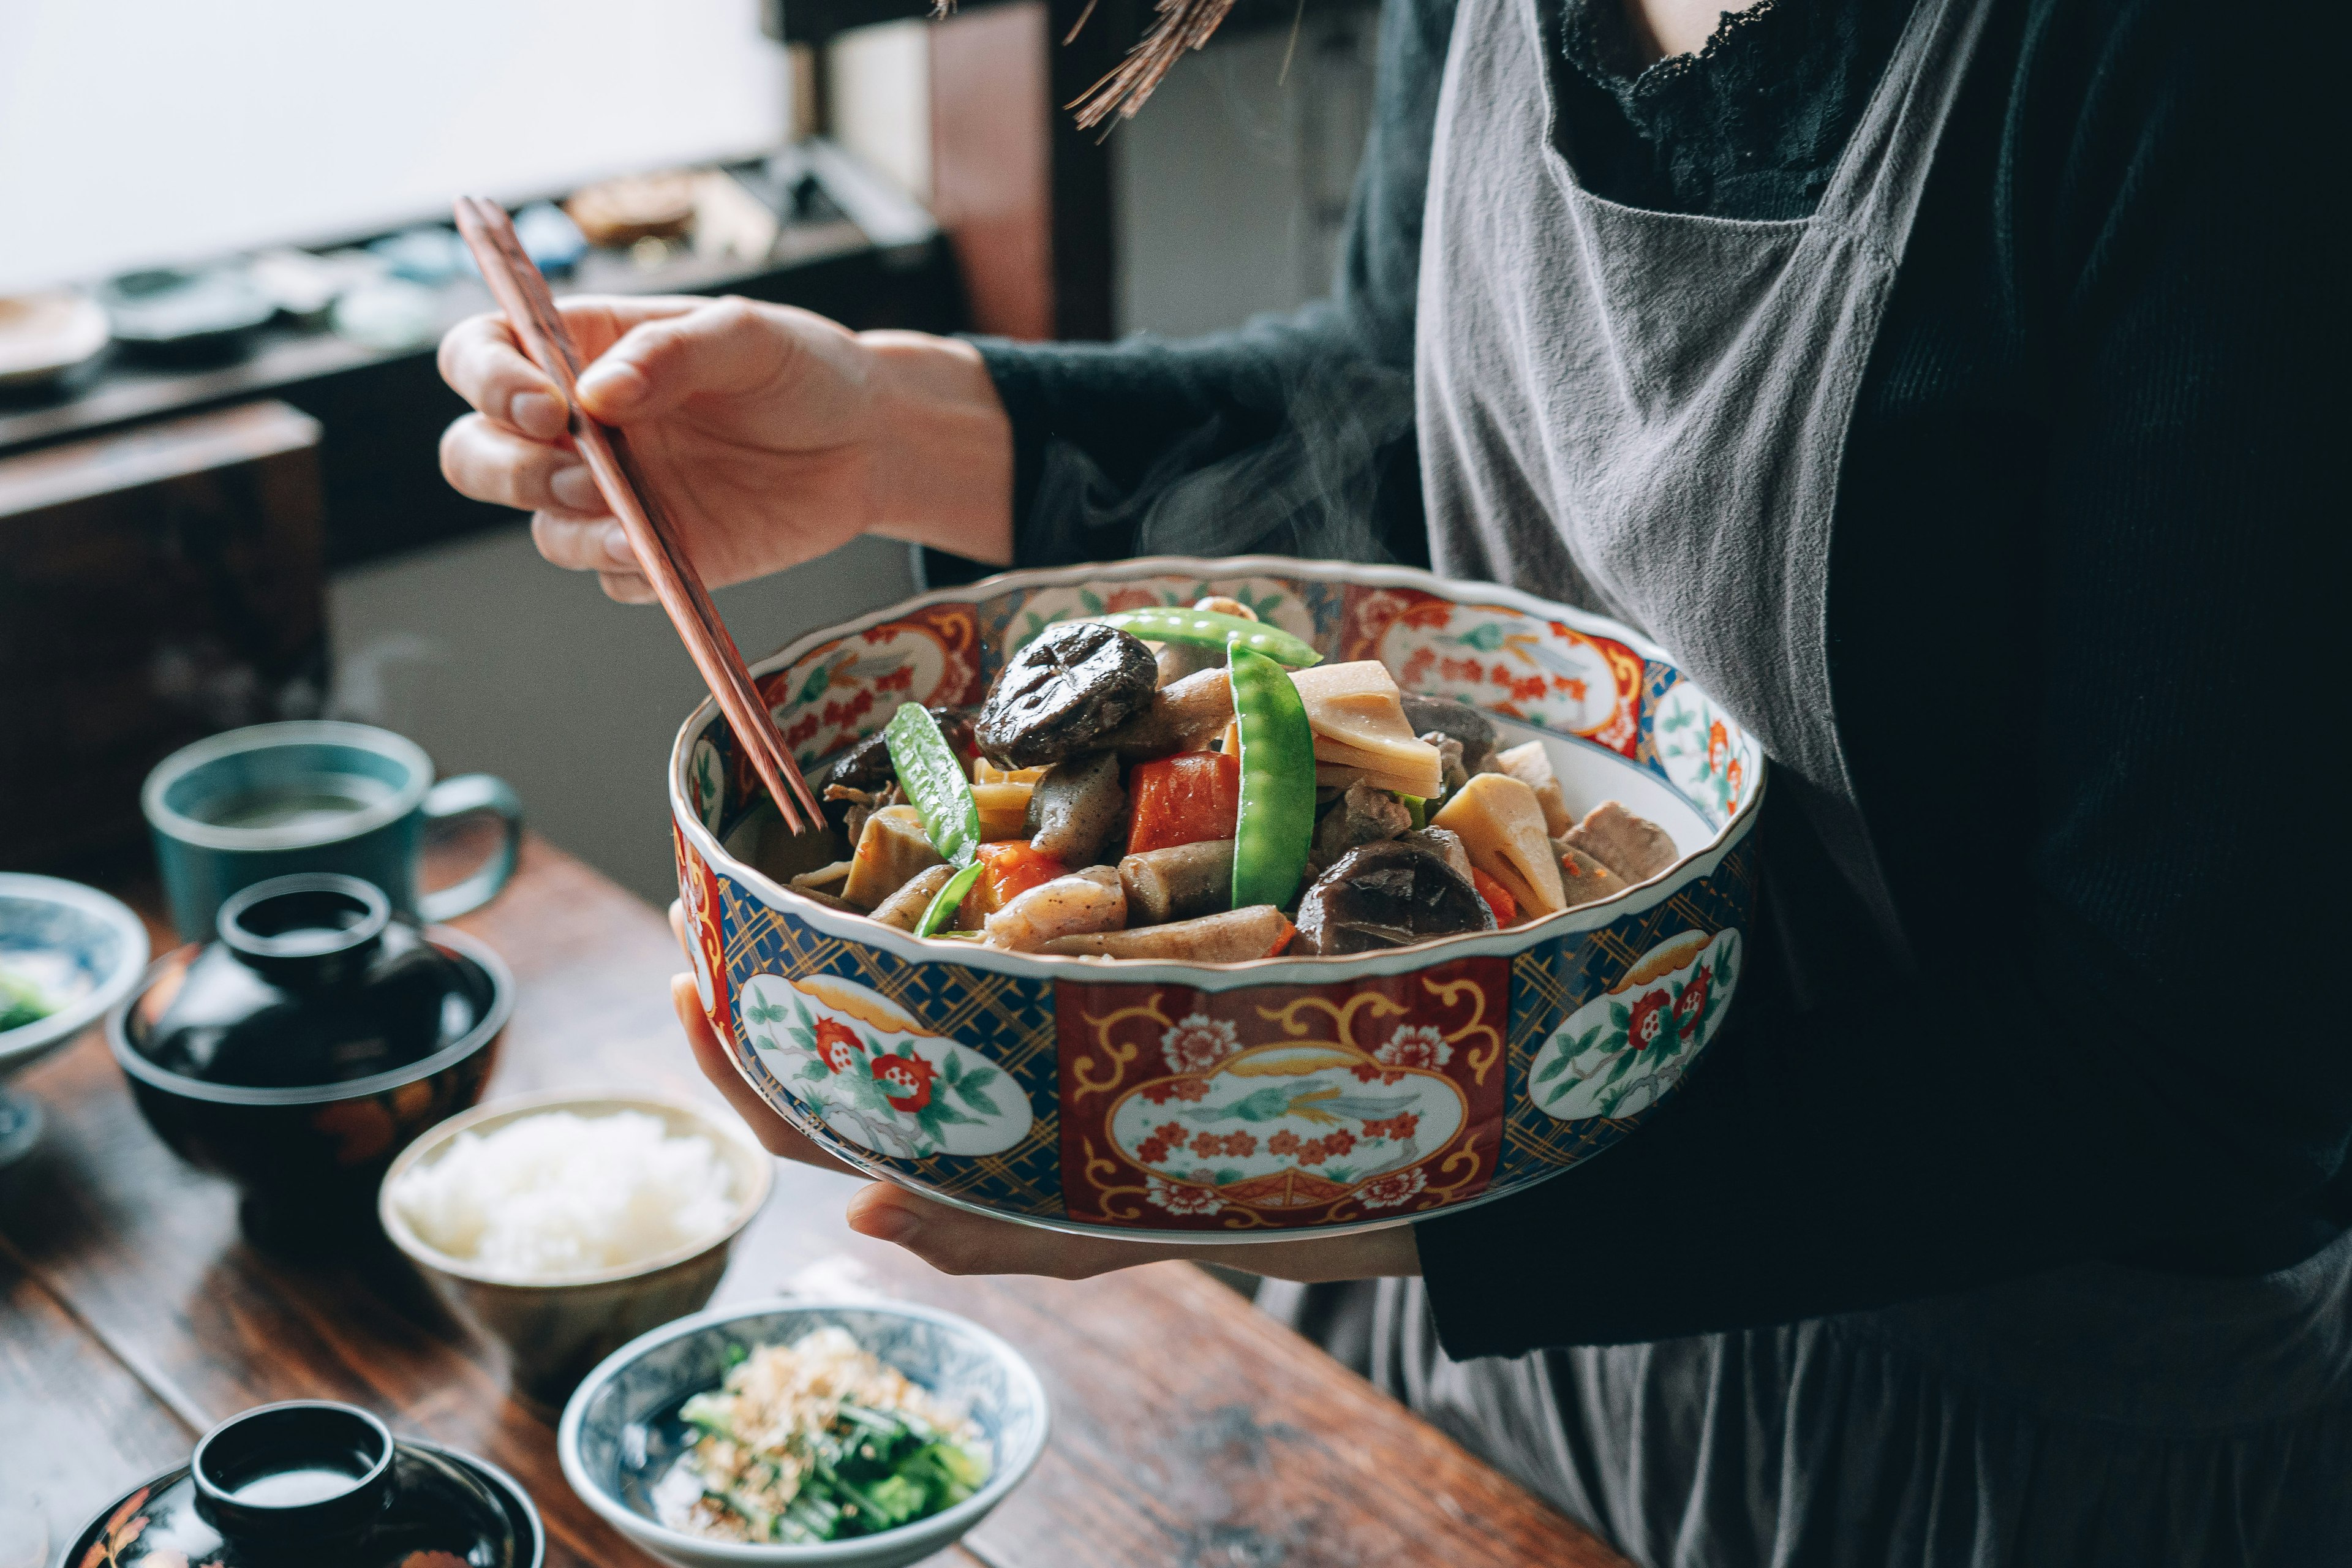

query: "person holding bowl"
(436, 0), (2336, 1558)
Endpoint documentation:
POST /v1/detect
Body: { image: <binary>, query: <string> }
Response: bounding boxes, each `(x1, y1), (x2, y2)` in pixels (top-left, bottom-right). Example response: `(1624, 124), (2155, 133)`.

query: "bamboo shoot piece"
(840, 804), (948, 909)
(1290, 661), (1444, 799)
(971, 780), (1036, 840)
(1494, 741), (1574, 837)
(1431, 773), (1567, 915)
(975, 759), (1048, 784)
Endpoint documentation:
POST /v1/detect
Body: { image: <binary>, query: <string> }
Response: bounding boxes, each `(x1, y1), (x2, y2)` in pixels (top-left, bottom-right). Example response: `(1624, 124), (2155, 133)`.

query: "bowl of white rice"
(380, 1089), (774, 1410)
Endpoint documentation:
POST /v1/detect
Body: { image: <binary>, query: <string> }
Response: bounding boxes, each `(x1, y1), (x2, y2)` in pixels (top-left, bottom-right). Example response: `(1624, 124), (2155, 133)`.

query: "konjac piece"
(1561, 800), (1679, 883)
(839, 805), (946, 908)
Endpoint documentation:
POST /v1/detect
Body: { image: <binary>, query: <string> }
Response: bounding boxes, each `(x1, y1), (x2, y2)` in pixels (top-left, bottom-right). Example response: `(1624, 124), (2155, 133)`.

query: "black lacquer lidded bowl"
(62, 1400), (544, 1567)
(108, 874), (511, 1253)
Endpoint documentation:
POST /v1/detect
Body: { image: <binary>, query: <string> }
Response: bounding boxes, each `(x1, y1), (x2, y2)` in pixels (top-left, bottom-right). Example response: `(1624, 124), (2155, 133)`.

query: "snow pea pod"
(1096, 607), (1322, 669)
(884, 702), (981, 869)
(914, 861), (983, 937)
(1228, 643), (1316, 912)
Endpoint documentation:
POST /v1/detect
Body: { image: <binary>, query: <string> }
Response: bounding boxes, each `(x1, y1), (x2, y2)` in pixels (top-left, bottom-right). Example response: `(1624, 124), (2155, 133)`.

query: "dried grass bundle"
(930, 0), (1243, 130)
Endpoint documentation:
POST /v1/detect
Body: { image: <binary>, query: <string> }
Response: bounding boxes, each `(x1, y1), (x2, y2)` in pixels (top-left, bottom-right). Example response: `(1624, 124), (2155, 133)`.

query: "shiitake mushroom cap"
(1295, 838), (1496, 956)
(976, 622), (1158, 769)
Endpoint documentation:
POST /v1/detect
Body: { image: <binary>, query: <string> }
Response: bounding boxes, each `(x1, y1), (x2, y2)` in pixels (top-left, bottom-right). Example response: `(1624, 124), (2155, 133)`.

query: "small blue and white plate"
(559, 1298), (1050, 1568)
(0, 873), (149, 1163)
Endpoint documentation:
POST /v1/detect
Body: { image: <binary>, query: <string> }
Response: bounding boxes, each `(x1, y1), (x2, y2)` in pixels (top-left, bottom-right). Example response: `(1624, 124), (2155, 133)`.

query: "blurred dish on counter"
(0, 288), (108, 386)
(0, 873), (149, 1165)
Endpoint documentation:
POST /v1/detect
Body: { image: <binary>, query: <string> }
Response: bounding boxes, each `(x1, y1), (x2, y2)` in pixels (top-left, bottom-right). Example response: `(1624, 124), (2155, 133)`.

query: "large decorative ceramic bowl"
(559, 1297), (1049, 1568)
(668, 557), (1763, 1240)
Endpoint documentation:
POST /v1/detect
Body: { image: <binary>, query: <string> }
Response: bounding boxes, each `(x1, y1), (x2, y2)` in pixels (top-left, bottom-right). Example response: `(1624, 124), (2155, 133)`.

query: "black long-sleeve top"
(941, 0), (2345, 1356)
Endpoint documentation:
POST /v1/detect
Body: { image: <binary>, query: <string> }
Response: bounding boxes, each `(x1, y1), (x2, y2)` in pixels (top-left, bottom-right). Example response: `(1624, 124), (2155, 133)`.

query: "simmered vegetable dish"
(782, 598), (1681, 961)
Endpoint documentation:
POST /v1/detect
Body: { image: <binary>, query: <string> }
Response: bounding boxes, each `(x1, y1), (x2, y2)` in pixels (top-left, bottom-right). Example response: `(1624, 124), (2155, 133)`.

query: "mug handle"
(417, 774), (524, 922)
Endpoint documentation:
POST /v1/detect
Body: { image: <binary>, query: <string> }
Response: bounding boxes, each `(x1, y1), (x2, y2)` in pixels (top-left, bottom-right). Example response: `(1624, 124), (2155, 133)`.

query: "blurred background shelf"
(0, 0), (1378, 903)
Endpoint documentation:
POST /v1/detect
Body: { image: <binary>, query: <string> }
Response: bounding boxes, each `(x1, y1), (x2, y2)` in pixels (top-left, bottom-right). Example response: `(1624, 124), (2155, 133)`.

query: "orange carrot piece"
(1471, 866), (1520, 927)
(1127, 752), (1242, 855)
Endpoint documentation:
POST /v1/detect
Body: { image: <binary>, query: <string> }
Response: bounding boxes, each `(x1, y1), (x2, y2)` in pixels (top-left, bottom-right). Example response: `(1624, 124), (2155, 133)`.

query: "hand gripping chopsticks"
(452, 196), (824, 835)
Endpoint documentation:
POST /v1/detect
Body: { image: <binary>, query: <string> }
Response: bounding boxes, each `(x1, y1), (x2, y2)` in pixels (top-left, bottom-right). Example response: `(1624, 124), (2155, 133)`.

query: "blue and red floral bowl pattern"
(671, 559), (1763, 1240)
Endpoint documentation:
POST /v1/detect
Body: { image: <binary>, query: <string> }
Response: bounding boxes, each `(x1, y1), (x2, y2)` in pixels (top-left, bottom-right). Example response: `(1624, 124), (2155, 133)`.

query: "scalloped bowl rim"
(557, 1295), (1052, 1565)
(669, 554), (1766, 986)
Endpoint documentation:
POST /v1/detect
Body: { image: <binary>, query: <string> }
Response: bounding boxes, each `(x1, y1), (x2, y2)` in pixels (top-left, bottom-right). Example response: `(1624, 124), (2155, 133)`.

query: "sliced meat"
(1043, 905), (1289, 962)
(870, 863), (958, 930)
(1312, 782), (1411, 870)
(1024, 750), (1128, 865)
(983, 865), (1128, 951)
(1119, 839), (1235, 924)
(1295, 839), (1496, 956)
(1561, 801), (1679, 883)
(1555, 843), (1631, 909)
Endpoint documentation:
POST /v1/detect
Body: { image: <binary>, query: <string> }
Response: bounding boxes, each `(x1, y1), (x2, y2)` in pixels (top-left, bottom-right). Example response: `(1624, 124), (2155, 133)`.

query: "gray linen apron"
(1262, 0), (2352, 1559)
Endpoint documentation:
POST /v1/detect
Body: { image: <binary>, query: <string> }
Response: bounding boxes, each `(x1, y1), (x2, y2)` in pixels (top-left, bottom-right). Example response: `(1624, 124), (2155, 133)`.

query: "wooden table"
(0, 839), (1625, 1568)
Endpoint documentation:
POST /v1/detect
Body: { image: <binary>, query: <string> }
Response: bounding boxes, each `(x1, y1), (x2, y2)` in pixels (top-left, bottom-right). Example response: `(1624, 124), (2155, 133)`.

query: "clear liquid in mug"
(195, 774), (396, 834)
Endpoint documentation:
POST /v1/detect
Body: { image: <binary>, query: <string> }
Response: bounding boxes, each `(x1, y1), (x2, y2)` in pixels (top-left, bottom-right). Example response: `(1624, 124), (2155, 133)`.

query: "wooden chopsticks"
(452, 196), (824, 835)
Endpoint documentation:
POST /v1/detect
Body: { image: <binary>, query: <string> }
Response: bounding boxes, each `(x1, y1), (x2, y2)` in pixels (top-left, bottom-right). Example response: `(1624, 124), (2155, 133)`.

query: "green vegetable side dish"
(1228, 643), (1317, 911)
(0, 968), (52, 1033)
(666, 1329), (992, 1545)
(1096, 607), (1322, 669)
(916, 862), (984, 938)
(1401, 794), (1430, 832)
(884, 703), (982, 869)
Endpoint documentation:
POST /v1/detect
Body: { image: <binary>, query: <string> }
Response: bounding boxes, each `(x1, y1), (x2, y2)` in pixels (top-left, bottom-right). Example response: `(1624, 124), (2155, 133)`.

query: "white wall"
(0, 0), (790, 293)
(328, 530), (914, 907)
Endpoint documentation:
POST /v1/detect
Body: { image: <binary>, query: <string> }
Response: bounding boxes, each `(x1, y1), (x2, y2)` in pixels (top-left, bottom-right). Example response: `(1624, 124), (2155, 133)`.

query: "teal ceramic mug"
(143, 721), (523, 941)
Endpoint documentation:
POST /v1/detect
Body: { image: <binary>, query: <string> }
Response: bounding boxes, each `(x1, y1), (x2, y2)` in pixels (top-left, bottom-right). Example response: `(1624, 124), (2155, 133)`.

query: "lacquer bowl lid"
(61, 1401), (544, 1568)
